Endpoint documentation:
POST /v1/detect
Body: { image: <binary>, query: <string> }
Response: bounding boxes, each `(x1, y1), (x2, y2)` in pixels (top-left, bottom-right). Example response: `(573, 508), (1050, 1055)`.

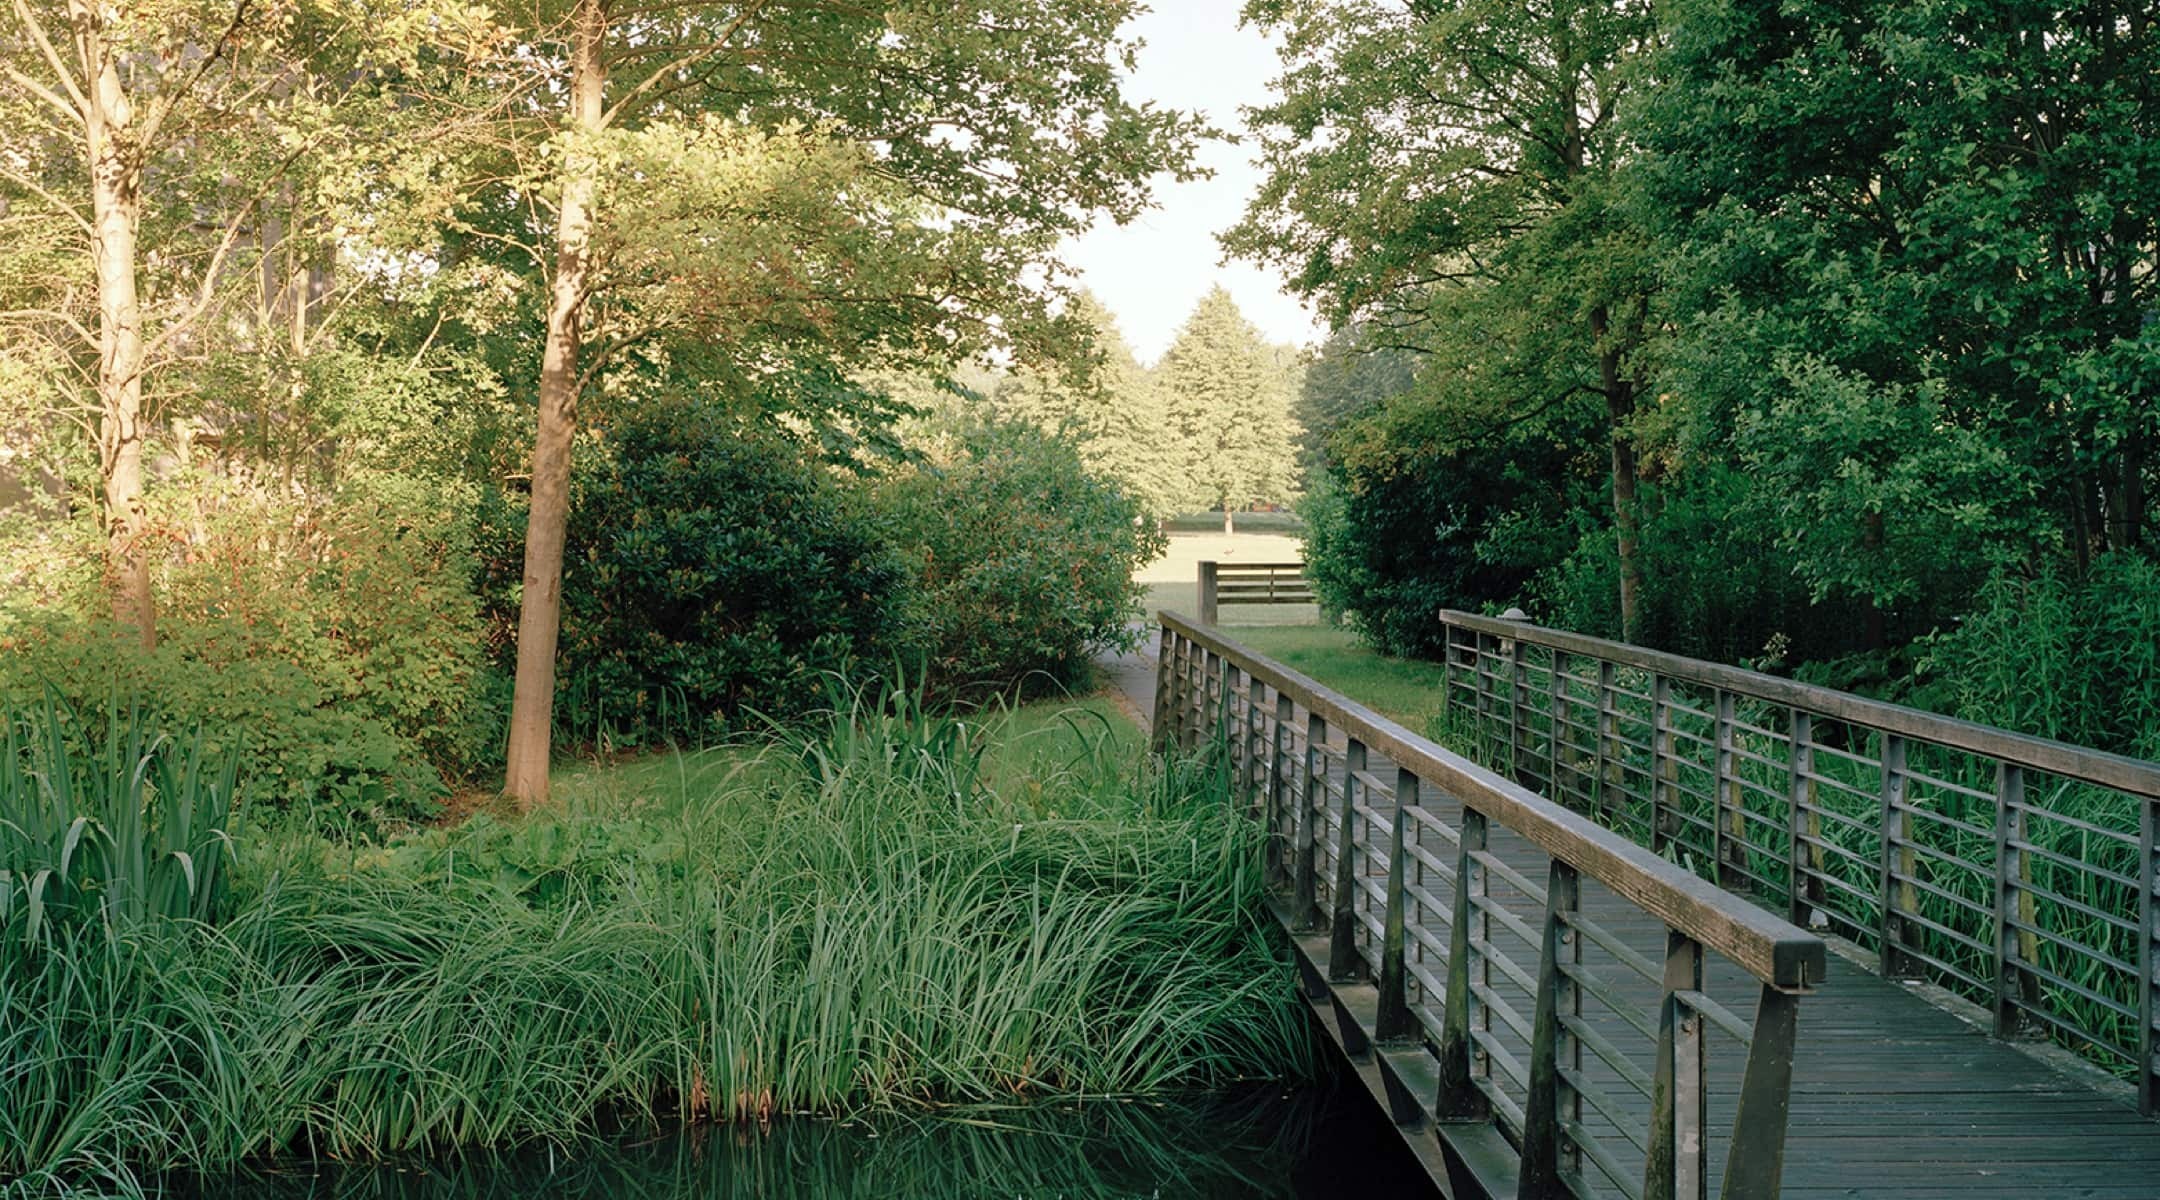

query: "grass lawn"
(1138, 531), (1320, 626)
(1212, 624), (1451, 735)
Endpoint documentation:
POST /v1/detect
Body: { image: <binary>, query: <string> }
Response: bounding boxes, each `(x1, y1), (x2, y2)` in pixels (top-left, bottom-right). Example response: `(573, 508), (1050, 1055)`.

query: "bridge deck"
(1113, 643), (2160, 1199)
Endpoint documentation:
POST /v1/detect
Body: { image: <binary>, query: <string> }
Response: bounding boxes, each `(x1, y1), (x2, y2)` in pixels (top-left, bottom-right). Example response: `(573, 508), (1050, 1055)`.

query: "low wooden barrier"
(1197, 561), (1314, 624)
(1435, 608), (2160, 1111)
(1154, 612), (1825, 1200)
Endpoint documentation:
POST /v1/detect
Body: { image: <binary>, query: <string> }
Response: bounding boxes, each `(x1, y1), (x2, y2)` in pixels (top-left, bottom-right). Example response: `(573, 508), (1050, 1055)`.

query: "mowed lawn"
(1224, 625), (1451, 734)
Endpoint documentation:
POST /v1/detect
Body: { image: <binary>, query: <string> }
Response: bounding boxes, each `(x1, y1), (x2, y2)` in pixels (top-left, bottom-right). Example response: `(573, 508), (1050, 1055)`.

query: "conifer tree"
(1156, 287), (1302, 533)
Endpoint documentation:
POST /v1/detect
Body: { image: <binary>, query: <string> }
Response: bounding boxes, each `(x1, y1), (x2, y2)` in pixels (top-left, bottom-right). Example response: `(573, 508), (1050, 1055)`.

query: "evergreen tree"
(992, 293), (1185, 517)
(1156, 287), (1303, 532)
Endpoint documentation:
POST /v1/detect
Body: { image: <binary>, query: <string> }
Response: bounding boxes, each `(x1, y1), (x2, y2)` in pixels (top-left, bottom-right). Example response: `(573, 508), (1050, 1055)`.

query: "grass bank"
(0, 690), (1312, 1195)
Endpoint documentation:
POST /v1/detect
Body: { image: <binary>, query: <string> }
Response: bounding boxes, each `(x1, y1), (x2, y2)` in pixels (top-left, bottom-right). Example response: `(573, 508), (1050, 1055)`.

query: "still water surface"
(184, 1080), (1439, 1200)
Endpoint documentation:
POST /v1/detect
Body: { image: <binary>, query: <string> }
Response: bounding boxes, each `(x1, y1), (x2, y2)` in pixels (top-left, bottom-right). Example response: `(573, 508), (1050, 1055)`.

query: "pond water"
(181, 1075), (1440, 1200)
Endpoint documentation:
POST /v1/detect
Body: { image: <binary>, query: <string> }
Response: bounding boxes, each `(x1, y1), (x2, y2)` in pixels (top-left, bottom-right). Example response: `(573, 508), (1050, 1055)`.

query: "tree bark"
(1223, 506), (1234, 536)
(503, 0), (606, 807)
(1592, 307), (1642, 644)
(77, 1), (155, 650)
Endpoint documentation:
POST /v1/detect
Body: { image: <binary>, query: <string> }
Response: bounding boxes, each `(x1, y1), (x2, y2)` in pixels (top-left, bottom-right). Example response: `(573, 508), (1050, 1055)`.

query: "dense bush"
(1915, 552), (2160, 759)
(1299, 434), (1584, 658)
(0, 618), (445, 834)
(550, 400), (911, 745)
(880, 420), (1163, 698)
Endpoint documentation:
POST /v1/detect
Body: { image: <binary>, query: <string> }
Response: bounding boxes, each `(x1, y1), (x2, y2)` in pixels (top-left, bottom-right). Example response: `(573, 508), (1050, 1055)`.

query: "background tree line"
(1238, 0), (2160, 758)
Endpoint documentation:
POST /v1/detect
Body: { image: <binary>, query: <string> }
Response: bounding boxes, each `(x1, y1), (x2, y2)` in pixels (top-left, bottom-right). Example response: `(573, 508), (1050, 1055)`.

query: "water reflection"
(184, 1083), (1439, 1200)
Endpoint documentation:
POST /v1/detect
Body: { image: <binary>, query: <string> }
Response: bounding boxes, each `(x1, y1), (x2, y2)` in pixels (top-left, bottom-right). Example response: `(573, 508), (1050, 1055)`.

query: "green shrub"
(550, 399), (910, 746)
(1916, 551), (2160, 759)
(1298, 436), (1582, 658)
(154, 473), (501, 779)
(881, 420), (1162, 698)
(0, 618), (444, 834)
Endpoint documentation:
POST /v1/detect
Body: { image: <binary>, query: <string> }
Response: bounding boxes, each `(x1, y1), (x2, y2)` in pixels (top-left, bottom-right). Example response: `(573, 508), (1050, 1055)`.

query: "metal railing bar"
(2001, 914), (2138, 977)
(2007, 802), (2142, 847)
(1469, 847), (1552, 903)
(1440, 609), (2160, 801)
(1562, 1115), (1648, 1199)
(1558, 967), (1658, 1044)
(1673, 988), (1754, 1045)
(1469, 891), (1546, 952)
(1470, 957), (1542, 1024)
(1557, 909), (1664, 982)
(1469, 1020), (1534, 1088)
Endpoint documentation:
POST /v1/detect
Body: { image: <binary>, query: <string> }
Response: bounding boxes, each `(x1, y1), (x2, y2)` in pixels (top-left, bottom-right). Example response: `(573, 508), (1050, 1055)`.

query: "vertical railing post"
(1198, 560), (1219, 626)
(1646, 930), (1707, 1200)
(1548, 648), (1570, 800)
(1266, 691), (1295, 887)
(1519, 859), (1581, 1199)
(1474, 631), (1497, 755)
(1437, 807), (1490, 1121)
(1651, 675), (1674, 855)
(1879, 733), (1913, 977)
(1508, 634), (1528, 780)
(1441, 620), (1459, 728)
(1215, 654), (1236, 752)
(1328, 737), (1368, 979)
(1296, 711), (1325, 928)
(1596, 660), (1617, 823)
(1149, 626), (1174, 754)
(2140, 797), (2156, 1114)
(1376, 768), (1417, 1040)
(1720, 984), (1801, 1200)
(1247, 675), (1269, 814)
(1714, 690), (1741, 887)
(1992, 762), (2025, 1036)
(1786, 711), (1817, 926)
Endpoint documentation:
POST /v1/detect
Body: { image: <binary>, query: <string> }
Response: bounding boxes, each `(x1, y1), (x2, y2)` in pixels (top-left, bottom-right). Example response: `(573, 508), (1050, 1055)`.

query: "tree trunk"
(503, 1), (606, 808)
(1592, 308), (1642, 644)
(1223, 506), (1234, 536)
(79, 3), (155, 650)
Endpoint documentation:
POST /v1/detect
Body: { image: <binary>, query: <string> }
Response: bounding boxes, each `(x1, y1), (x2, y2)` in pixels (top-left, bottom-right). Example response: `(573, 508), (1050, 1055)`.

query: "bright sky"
(1060, 1), (1327, 365)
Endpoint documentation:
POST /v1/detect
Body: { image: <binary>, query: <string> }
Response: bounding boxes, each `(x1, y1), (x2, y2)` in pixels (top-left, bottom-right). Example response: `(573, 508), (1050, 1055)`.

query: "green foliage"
(154, 475), (501, 778)
(0, 691), (1311, 1192)
(0, 618), (444, 834)
(1293, 325), (1416, 482)
(882, 420), (1164, 698)
(1156, 287), (1304, 521)
(0, 699), (239, 944)
(550, 400), (911, 746)
(1918, 554), (2160, 759)
(1299, 403), (1601, 658)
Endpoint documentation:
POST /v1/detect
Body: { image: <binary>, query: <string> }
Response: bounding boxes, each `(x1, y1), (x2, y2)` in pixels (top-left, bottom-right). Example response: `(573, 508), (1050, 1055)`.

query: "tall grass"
(0, 698), (238, 942)
(0, 684), (1312, 1195)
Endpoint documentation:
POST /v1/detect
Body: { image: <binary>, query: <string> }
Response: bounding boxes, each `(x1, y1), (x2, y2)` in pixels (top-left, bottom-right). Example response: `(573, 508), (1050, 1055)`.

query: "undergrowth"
(0, 687), (1313, 1196)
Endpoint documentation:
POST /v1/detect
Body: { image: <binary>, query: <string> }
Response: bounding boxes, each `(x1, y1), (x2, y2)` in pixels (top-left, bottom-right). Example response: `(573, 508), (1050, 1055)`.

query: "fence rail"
(1154, 612), (1825, 1200)
(1197, 560), (1313, 625)
(1434, 608), (2160, 1111)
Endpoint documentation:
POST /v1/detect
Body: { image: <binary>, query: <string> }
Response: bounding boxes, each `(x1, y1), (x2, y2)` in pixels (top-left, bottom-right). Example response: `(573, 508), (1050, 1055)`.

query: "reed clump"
(0, 688), (1312, 1195)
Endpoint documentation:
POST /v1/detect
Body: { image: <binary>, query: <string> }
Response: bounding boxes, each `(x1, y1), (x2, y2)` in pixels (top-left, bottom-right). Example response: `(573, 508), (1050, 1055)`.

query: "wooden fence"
(1197, 560), (1313, 625)
(1154, 612), (1825, 1200)
(1435, 609), (2160, 1111)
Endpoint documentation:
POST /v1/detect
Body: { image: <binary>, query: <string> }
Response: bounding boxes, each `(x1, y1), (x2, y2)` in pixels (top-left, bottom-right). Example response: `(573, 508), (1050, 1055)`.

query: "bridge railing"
(1435, 609), (2160, 1111)
(1155, 613), (1827, 1200)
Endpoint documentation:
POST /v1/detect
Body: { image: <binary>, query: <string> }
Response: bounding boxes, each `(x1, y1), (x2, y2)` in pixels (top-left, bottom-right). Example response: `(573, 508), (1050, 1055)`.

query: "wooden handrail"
(1440, 609), (2160, 800)
(1162, 611), (1826, 992)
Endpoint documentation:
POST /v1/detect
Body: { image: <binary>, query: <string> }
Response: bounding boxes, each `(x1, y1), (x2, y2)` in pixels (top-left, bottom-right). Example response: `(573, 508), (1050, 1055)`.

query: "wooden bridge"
(1149, 611), (2160, 1200)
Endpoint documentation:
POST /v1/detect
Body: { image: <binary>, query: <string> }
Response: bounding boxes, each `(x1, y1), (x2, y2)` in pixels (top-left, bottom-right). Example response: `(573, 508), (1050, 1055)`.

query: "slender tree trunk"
(503, 0), (606, 807)
(78, 4), (155, 650)
(1591, 307), (1642, 644)
(1223, 506), (1234, 536)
